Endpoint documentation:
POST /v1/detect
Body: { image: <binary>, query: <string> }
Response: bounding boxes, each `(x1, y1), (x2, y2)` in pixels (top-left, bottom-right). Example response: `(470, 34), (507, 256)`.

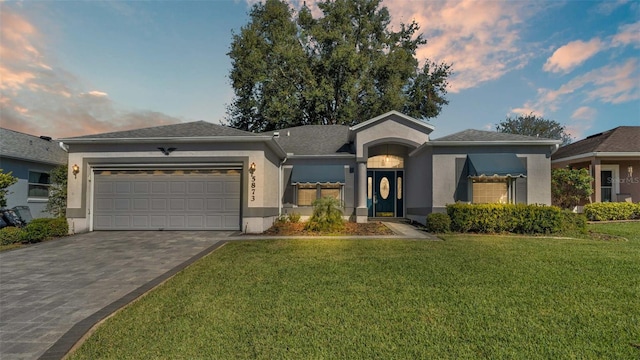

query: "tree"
(46, 165), (68, 218)
(551, 167), (593, 209)
(227, 0), (451, 132)
(496, 113), (573, 145)
(0, 170), (18, 208)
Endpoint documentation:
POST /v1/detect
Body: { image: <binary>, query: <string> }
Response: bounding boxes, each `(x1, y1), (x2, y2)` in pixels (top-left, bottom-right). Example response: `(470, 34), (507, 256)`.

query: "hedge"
(583, 202), (640, 221)
(425, 213), (451, 233)
(0, 227), (25, 245)
(446, 203), (564, 234)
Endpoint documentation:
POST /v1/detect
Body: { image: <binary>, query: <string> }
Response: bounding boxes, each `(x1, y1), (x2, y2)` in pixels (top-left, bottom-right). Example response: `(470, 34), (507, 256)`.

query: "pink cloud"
(543, 39), (604, 74)
(612, 21), (640, 47)
(571, 106), (597, 120)
(0, 6), (182, 139)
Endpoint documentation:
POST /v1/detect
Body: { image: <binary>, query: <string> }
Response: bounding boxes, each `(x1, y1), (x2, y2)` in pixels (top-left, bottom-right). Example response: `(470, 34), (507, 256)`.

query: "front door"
(374, 171), (395, 217)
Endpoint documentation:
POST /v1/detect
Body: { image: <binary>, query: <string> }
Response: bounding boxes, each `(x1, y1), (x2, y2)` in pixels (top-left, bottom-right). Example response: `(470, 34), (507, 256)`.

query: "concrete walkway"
(0, 231), (229, 360)
(0, 223), (435, 360)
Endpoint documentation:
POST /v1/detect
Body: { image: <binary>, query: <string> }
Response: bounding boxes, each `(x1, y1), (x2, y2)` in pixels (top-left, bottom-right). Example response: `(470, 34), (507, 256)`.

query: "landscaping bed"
(262, 221), (394, 236)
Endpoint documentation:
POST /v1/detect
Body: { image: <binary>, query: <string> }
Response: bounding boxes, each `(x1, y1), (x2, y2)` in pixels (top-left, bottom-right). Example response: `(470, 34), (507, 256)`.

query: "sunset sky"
(1, 0), (638, 141)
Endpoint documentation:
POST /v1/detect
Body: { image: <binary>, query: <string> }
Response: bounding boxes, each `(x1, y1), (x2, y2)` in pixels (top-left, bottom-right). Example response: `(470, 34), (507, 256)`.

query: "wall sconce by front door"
(72, 164), (80, 179)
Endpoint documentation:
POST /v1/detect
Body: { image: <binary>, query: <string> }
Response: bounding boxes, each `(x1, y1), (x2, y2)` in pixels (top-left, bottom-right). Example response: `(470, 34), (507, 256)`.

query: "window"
(367, 155), (403, 169)
(28, 171), (51, 199)
(472, 179), (509, 204)
(296, 184), (342, 206)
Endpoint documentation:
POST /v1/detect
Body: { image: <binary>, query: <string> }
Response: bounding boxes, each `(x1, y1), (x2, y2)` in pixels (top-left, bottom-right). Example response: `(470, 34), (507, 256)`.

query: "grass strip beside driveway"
(70, 227), (640, 359)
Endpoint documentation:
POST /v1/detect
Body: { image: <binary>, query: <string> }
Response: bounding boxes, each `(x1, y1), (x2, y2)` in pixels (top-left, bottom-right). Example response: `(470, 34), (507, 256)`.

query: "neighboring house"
(60, 111), (561, 233)
(0, 128), (68, 218)
(552, 126), (640, 204)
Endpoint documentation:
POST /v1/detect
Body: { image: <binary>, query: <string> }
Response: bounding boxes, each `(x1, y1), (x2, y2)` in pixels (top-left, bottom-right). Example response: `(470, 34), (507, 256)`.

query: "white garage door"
(93, 169), (241, 230)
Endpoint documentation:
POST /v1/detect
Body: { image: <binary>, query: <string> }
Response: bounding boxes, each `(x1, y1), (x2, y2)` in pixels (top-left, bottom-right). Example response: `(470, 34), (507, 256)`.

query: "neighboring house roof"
(61, 120), (256, 140)
(552, 126), (640, 162)
(266, 125), (352, 156)
(0, 127), (67, 165)
(431, 129), (558, 143)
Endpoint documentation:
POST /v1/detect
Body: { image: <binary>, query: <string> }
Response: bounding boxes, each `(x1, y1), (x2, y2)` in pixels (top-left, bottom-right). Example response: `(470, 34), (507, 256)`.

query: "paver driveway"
(0, 231), (230, 360)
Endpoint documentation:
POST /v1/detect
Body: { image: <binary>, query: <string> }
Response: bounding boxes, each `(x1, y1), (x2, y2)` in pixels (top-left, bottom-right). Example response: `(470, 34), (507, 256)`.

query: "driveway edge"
(39, 240), (228, 360)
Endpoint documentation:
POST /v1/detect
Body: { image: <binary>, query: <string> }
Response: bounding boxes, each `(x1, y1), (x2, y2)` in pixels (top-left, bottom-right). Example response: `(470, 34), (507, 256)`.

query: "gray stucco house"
(60, 111), (561, 233)
(0, 128), (68, 218)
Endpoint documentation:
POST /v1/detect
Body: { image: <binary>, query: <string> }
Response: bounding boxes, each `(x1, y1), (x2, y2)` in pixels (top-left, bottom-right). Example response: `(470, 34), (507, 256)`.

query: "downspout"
(278, 157), (288, 216)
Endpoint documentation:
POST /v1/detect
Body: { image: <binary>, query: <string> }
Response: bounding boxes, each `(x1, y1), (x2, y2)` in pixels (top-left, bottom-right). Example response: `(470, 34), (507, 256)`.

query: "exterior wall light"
(628, 165), (633, 178)
(249, 162), (256, 174)
(72, 164), (80, 179)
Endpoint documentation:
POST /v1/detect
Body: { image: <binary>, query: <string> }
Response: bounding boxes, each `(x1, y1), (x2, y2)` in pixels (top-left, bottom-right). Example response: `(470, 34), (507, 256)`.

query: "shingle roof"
(0, 128), (68, 165)
(266, 125), (353, 155)
(431, 129), (555, 142)
(552, 126), (640, 160)
(62, 121), (256, 140)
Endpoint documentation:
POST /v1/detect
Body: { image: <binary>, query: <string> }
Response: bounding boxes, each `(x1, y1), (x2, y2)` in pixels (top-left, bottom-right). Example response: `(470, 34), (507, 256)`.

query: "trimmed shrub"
(584, 202), (640, 221)
(22, 218), (68, 243)
(559, 211), (588, 235)
(425, 213), (451, 233)
(447, 203), (562, 234)
(0, 227), (25, 245)
(305, 197), (344, 232)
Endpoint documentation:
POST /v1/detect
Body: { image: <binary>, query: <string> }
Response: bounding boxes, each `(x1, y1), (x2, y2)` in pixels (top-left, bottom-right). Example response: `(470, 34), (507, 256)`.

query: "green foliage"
(584, 202), (640, 221)
(46, 164), (68, 217)
(305, 196), (344, 232)
(227, 0), (451, 132)
(22, 218), (68, 243)
(0, 227), (26, 245)
(0, 169), (18, 208)
(559, 211), (588, 235)
(497, 113), (572, 145)
(551, 167), (593, 209)
(447, 203), (562, 234)
(287, 212), (301, 223)
(425, 213), (451, 233)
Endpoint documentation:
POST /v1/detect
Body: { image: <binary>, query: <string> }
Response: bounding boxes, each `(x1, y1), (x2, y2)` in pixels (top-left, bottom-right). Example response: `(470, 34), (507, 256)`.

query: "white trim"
(349, 110), (435, 133)
(552, 152), (640, 163)
(600, 164), (620, 202)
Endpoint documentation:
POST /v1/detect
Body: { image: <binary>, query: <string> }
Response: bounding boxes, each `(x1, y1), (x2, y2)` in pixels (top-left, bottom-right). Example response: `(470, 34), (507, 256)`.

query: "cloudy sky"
(1, 0), (638, 141)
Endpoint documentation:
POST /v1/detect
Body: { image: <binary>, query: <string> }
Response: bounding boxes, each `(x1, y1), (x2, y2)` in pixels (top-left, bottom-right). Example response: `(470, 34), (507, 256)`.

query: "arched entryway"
(366, 145), (406, 218)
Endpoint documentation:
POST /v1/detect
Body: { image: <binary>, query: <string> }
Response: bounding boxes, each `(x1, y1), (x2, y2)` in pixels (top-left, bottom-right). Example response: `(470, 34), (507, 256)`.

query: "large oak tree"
(496, 113), (573, 145)
(227, 0), (452, 132)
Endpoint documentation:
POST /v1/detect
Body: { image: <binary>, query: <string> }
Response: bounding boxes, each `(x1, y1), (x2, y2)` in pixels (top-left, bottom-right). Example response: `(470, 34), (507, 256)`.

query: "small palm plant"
(305, 196), (344, 232)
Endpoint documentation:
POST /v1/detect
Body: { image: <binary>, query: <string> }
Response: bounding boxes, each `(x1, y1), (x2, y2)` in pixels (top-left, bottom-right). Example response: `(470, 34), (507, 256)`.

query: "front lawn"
(70, 224), (640, 359)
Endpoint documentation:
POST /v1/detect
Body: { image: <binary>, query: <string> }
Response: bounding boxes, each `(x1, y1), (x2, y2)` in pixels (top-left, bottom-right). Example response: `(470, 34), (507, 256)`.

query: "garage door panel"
(115, 183), (131, 194)
(134, 182), (149, 194)
(94, 171), (240, 230)
(188, 199), (204, 211)
(132, 215), (149, 227)
(133, 199), (149, 210)
(114, 199), (131, 210)
(150, 199), (167, 211)
(170, 182), (186, 193)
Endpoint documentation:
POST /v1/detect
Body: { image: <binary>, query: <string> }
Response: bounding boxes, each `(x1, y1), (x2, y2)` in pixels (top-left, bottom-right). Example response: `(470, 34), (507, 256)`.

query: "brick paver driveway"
(0, 231), (230, 360)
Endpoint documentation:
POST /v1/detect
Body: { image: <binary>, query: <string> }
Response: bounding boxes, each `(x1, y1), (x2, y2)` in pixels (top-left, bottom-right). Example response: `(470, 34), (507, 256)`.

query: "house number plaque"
(250, 174), (256, 202)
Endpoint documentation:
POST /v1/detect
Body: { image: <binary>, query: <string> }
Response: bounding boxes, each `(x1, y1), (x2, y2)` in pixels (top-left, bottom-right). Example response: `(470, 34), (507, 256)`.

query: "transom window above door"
(367, 155), (403, 169)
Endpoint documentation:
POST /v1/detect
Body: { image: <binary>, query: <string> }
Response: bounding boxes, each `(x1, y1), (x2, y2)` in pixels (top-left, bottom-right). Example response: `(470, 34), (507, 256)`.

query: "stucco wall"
(65, 141), (281, 233)
(405, 147), (433, 223)
(428, 145), (555, 212)
(354, 117), (429, 158)
(0, 157), (60, 218)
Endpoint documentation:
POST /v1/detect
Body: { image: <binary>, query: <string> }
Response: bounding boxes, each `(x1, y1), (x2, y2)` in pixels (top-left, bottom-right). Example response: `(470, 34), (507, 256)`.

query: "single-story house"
(552, 126), (640, 204)
(60, 111), (561, 233)
(0, 127), (68, 218)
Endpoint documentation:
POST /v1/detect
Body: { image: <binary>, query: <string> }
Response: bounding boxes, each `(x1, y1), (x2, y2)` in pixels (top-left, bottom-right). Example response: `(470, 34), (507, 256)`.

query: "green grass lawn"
(70, 223), (640, 359)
